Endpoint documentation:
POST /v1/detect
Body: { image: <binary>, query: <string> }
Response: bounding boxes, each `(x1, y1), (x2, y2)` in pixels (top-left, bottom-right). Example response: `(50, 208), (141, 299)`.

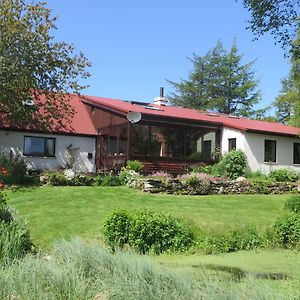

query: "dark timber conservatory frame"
(84, 101), (222, 173)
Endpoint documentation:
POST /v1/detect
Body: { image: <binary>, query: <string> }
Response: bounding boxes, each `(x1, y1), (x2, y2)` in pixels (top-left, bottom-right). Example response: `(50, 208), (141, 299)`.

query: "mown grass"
(7, 186), (289, 248)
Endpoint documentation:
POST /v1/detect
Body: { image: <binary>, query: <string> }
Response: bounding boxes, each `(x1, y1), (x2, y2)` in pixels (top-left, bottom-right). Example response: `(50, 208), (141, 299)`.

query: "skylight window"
(206, 112), (220, 117)
(144, 106), (164, 112)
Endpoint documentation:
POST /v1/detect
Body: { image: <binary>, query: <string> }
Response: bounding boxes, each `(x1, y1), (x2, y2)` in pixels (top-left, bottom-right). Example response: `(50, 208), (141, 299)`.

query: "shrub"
(103, 209), (194, 254)
(103, 209), (132, 249)
(179, 173), (211, 195)
(101, 174), (122, 186)
(119, 168), (141, 188)
(196, 226), (263, 254)
(245, 170), (270, 181)
(0, 221), (34, 264)
(0, 155), (34, 184)
(285, 194), (300, 213)
(69, 173), (95, 186)
(126, 160), (144, 173)
(250, 180), (271, 194)
(273, 213), (300, 248)
(269, 168), (300, 182)
(47, 172), (68, 186)
(221, 150), (247, 179)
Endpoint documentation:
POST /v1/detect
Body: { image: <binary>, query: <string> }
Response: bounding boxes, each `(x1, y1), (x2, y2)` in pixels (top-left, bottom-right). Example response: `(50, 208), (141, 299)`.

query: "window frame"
(228, 138), (237, 151)
(264, 139), (277, 163)
(23, 136), (56, 157)
(293, 142), (300, 164)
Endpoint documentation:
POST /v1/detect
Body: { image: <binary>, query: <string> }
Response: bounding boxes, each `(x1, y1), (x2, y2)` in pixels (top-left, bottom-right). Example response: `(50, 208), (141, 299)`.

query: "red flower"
(0, 167), (7, 177)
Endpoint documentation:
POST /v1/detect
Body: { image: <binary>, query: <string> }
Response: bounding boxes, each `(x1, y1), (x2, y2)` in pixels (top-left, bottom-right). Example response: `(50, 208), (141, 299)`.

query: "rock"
(235, 176), (247, 182)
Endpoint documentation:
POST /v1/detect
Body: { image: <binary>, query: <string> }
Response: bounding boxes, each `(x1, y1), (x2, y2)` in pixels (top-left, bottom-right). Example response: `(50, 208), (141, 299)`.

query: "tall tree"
(167, 40), (261, 117)
(242, 0), (300, 51)
(274, 28), (300, 127)
(0, 0), (91, 130)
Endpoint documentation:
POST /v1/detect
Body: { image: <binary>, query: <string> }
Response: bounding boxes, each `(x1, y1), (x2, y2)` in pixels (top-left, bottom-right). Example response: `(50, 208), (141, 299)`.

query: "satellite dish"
(22, 99), (35, 106)
(127, 111), (142, 123)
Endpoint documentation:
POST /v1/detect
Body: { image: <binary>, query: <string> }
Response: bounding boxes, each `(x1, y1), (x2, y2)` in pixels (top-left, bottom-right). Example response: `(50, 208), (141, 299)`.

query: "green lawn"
(7, 186), (289, 248)
(6, 186), (300, 295)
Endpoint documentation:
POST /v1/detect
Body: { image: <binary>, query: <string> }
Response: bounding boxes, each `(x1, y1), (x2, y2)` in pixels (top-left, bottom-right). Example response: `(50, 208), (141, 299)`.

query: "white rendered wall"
(244, 132), (300, 174)
(0, 130), (96, 172)
(221, 127), (246, 153)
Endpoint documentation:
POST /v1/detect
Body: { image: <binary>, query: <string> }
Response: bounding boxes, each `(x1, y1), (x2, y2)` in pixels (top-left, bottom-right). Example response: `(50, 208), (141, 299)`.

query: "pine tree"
(167, 40), (261, 117)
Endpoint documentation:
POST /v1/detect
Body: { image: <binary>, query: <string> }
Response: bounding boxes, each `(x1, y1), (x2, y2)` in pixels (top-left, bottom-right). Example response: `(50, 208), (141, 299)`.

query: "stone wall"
(142, 178), (298, 195)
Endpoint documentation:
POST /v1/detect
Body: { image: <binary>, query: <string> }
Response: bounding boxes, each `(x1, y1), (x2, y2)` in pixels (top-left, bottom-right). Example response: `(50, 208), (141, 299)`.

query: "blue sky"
(46, 0), (289, 110)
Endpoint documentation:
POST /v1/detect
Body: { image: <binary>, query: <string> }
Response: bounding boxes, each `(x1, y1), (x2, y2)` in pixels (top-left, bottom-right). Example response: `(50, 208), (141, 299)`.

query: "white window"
(23, 136), (55, 157)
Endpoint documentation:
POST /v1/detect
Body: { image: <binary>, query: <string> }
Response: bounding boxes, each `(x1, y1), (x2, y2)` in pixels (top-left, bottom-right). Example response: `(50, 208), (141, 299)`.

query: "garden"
(0, 151), (300, 299)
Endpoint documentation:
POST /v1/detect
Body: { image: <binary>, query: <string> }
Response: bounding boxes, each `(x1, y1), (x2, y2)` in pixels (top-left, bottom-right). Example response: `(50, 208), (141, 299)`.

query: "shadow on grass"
(7, 184), (41, 193)
(193, 264), (290, 282)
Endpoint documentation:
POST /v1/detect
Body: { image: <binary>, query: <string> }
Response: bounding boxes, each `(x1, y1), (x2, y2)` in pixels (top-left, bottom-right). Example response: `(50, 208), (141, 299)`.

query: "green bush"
(0, 155), (35, 184)
(47, 172), (68, 186)
(69, 173), (95, 186)
(196, 226), (263, 254)
(285, 194), (300, 213)
(220, 150), (248, 179)
(0, 221), (34, 264)
(250, 180), (271, 194)
(101, 174), (122, 186)
(274, 213), (300, 248)
(0, 192), (34, 263)
(103, 209), (194, 254)
(118, 169), (141, 188)
(103, 209), (132, 249)
(269, 168), (300, 182)
(126, 160), (144, 173)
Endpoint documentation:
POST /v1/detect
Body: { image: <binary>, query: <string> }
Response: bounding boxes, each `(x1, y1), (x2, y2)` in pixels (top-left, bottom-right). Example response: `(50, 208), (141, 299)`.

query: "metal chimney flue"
(160, 87), (164, 97)
(154, 87), (168, 106)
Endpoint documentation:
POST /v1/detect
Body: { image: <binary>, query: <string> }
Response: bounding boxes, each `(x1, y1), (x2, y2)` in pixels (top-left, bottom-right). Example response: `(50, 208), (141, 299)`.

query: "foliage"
(119, 168), (141, 188)
(250, 180), (272, 194)
(285, 194), (300, 213)
(167, 39), (260, 117)
(100, 174), (122, 186)
(47, 172), (68, 186)
(0, 220), (34, 264)
(245, 170), (271, 181)
(0, 0), (91, 130)
(0, 154), (35, 184)
(269, 168), (300, 182)
(69, 173), (95, 186)
(0, 239), (207, 300)
(103, 209), (194, 254)
(219, 150), (248, 179)
(45, 171), (95, 186)
(196, 226), (263, 254)
(273, 28), (300, 127)
(102, 209), (132, 249)
(179, 172), (211, 194)
(0, 167), (34, 263)
(125, 160), (144, 173)
(242, 0), (299, 50)
(274, 213), (300, 248)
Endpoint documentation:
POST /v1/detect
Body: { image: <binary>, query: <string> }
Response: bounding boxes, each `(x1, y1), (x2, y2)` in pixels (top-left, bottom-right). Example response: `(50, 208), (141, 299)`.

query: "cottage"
(1, 92), (300, 174)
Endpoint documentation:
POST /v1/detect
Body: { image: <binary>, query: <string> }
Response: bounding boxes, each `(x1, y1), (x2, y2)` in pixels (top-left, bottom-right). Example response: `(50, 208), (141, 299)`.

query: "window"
(228, 138), (236, 151)
(24, 136), (55, 157)
(294, 143), (300, 164)
(107, 136), (117, 156)
(264, 140), (276, 163)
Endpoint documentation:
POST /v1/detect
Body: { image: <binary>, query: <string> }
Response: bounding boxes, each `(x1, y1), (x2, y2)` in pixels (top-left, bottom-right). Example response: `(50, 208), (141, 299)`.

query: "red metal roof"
(2, 93), (299, 137)
(82, 95), (300, 137)
(0, 94), (97, 136)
